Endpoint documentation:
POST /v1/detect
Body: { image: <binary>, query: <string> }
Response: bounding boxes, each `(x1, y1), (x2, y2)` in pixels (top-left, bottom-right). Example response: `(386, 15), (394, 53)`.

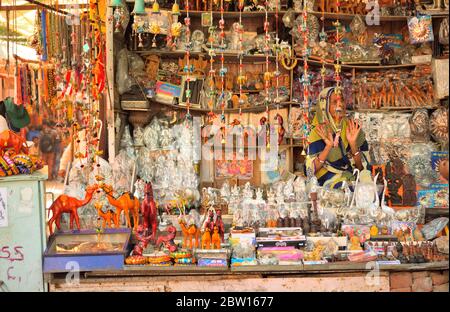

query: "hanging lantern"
(109, 0), (123, 8)
(133, 0), (147, 16)
(172, 1), (180, 15)
(152, 0), (160, 14)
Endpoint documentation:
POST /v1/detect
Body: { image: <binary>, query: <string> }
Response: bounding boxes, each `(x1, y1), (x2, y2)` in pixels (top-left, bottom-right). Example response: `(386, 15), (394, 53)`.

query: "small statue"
(211, 226), (221, 249)
(141, 182), (158, 240)
(132, 225), (153, 256)
(349, 236), (362, 251)
(220, 181), (231, 202)
(48, 184), (99, 235)
(133, 126), (144, 147)
(155, 225), (178, 252)
(215, 209), (225, 242)
(201, 228), (211, 249)
(274, 113), (286, 145)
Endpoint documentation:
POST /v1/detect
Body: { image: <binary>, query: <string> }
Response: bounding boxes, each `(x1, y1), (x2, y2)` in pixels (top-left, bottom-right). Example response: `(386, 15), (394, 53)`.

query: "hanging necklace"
(219, 0), (227, 144)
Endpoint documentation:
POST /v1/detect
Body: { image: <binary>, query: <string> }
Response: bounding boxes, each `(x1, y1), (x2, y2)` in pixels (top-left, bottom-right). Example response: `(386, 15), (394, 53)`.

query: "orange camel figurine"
(48, 184), (99, 235)
(211, 226), (221, 249)
(201, 228), (211, 249)
(179, 218), (190, 248)
(0, 130), (29, 155)
(101, 184), (139, 231)
(187, 224), (201, 249)
(94, 202), (115, 228)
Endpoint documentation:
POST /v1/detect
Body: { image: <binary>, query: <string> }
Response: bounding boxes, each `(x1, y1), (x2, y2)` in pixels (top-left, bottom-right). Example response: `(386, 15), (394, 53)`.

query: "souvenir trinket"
(48, 184), (99, 235)
(101, 184), (140, 231)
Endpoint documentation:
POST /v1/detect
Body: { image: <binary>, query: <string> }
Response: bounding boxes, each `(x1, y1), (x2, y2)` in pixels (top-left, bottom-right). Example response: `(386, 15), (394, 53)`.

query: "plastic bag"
(409, 109), (430, 142)
(116, 49), (136, 95)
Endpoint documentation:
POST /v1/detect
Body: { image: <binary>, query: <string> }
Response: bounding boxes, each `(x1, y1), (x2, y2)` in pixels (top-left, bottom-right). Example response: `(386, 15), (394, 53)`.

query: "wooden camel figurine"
(48, 184), (99, 235)
(178, 218), (200, 249)
(211, 226), (221, 249)
(101, 184), (139, 231)
(94, 202), (115, 228)
(201, 227), (211, 249)
(0, 130), (29, 155)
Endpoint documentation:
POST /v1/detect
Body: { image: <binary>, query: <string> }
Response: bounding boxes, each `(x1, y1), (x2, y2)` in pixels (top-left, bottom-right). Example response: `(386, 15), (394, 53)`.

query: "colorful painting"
(215, 158), (253, 180)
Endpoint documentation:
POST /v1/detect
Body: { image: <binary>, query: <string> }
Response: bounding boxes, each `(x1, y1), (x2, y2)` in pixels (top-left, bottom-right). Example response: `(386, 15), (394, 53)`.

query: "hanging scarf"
(41, 10), (48, 62)
(306, 87), (369, 188)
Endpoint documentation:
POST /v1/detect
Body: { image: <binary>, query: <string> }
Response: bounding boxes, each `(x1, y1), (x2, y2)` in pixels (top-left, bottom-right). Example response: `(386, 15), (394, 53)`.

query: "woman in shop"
(306, 87), (370, 189)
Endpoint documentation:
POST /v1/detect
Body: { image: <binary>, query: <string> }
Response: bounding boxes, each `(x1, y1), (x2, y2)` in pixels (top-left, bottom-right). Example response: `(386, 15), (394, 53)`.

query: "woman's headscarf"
(306, 87), (369, 188)
(308, 87), (366, 160)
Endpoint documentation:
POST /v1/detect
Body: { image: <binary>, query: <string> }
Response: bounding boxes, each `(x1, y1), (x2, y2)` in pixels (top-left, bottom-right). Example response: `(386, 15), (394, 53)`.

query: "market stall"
(1, 0), (448, 292)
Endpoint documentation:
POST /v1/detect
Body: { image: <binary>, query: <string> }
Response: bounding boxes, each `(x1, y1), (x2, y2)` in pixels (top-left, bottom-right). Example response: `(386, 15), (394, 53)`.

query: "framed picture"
(215, 157), (253, 180)
(201, 12), (213, 27)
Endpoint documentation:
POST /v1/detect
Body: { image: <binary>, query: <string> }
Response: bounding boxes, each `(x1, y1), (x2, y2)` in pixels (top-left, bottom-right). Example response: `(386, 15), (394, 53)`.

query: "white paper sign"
(0, 187), (8, 227)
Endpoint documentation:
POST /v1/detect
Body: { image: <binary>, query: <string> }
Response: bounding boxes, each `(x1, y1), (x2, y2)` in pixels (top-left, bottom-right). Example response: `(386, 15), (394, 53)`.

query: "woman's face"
(329, 93), (346, 124)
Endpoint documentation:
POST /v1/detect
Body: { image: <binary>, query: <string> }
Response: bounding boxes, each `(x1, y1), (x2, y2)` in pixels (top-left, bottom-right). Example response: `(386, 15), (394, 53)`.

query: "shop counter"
(45, 260), (448, 292)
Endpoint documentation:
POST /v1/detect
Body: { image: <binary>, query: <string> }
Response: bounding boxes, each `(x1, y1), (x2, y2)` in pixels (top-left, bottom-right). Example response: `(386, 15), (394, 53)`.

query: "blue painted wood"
(43, 254), (125, 273)
(0, 170), (48, 292)
(43, 228), (131, 273)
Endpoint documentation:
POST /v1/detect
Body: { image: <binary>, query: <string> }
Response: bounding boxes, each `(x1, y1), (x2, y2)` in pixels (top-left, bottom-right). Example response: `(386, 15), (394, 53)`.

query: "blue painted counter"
(0, 169), (48, 292)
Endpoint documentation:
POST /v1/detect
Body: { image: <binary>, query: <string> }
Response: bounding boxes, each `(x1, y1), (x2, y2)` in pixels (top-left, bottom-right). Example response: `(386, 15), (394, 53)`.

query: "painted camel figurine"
(48, 184), (99, 235)
(141, 182), (158, 240)
(94, 201), (115, 228)
(101, 184), (139, 231)
(0, 130), (29, 155)
(179, 218), (200, 249)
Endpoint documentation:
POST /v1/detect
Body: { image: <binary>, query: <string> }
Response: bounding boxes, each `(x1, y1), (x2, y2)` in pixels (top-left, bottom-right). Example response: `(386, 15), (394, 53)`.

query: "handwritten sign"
(0, 245), (25, 283)
(0, 187), (7, 227)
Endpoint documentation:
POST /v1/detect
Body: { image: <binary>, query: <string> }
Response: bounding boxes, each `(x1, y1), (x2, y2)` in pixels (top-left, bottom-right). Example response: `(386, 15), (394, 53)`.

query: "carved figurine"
(132, 224), (153, 256)
(402, 174), (417, 207)
(179, 218), (190, 248)
(211, 226), (221, 249)
(201, 228), (212, 249)
(349, 236), (362, 251)
(155, 225), (178, 252)
(215, 209), (225, 242)
(101, 184), (140, 231)
(141, 182), (158, 240)
(187, 223), (201, 249)
(0, 130), (29, 155)
(95, 201), (115, 228)
(48, 184), (99, 235)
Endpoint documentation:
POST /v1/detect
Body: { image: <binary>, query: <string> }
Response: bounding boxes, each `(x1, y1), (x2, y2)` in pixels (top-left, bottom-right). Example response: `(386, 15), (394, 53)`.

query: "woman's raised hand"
(315, 123), (334, 147)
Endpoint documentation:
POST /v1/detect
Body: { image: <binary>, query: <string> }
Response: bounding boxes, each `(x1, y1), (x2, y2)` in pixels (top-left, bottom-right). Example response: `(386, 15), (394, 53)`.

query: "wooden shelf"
(132, 50), (276, 62)
(121, 99), (293, 114)
(296, 57), (419, 70)
(349, 106), (439, 112)
(179, 10), (285, 18)
(303, 11), (449, 21)
(177, 9), (450, 21)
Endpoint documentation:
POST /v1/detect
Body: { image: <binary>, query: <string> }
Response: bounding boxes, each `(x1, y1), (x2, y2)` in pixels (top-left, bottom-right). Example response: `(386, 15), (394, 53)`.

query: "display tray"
(43, 228), (132, 273)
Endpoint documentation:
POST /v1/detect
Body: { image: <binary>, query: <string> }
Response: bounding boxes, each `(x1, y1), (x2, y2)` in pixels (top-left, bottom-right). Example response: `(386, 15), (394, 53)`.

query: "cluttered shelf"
(176, 9), (450, 21)
(132, 50), (277, 62)
(121, 99), (294, 113)
(296, 57), (420, 70)
(44, 260), (448, 280)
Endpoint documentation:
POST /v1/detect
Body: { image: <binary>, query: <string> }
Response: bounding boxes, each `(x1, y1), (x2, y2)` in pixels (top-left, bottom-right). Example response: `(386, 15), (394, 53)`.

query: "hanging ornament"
(150, 23), (161, 47)
(219, 0), (227, 144)
(172, 1), (181, 16)
(333, 0), (343, 103)
(207, 0), (217, 115)
(274, 0), (280, 105)
(152, 0), (161, 14)
(133, 0), (147, 16)
(184, 0), (192, 117)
